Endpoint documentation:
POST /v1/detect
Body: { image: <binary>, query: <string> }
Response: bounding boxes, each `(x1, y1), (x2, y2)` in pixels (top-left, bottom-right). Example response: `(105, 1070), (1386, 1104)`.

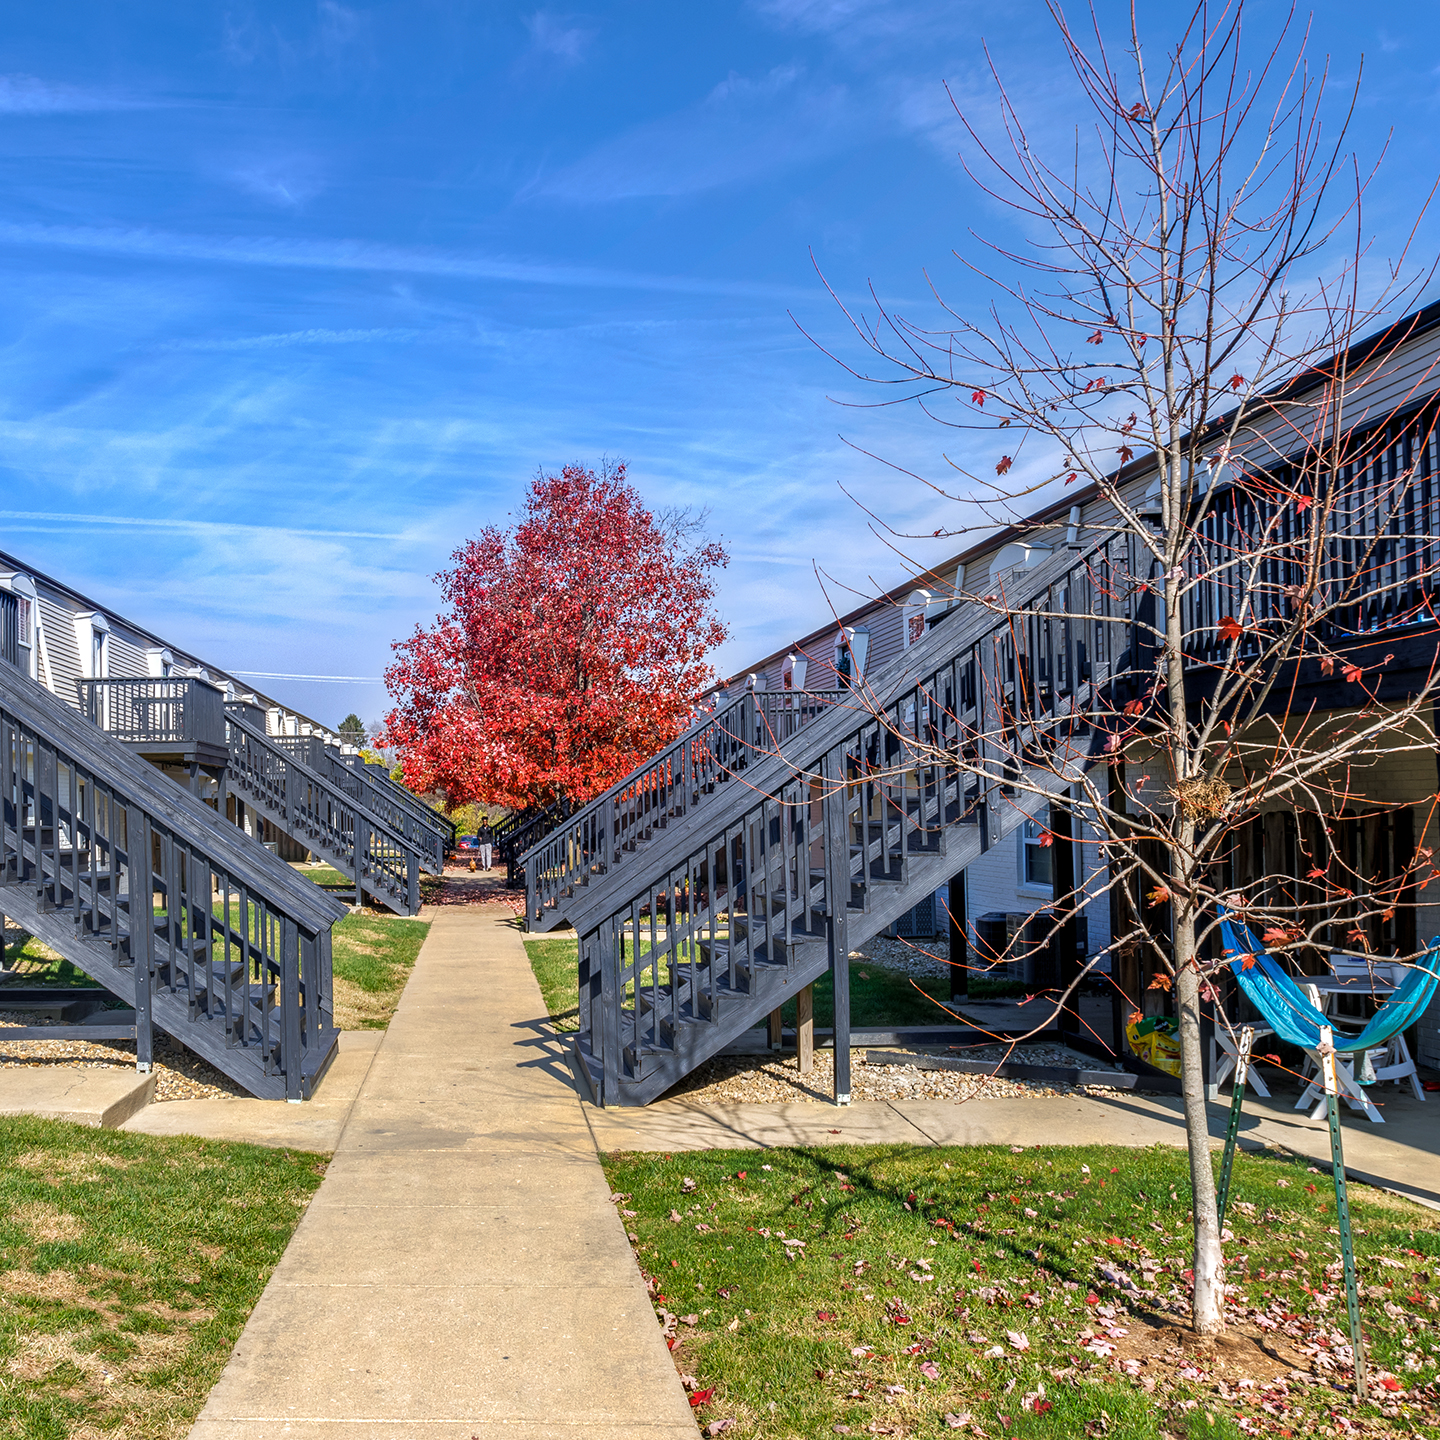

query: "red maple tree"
(383, 462), (729, 811)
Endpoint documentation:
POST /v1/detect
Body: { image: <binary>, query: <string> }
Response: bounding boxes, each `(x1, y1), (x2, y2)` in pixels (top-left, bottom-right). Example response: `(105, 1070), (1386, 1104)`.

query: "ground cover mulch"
(603, 1142), (1440, 1439)
(0, 1116), (325, 1440)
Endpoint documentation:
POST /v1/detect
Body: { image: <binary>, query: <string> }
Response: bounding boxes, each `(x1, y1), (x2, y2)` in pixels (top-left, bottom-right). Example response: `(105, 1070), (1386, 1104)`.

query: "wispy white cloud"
(0, 509), (404, 541)
(227, 156), (327, 208)
(163, 326), (425, 351)
(0, 73), (152, 114)
(528, 64), (858, 202)
(524, 11), (596, 66)
(0, 219), (801, 298)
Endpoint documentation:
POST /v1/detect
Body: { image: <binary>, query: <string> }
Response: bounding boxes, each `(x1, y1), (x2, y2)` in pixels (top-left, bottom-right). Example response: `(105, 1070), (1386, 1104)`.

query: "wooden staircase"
(224, 710), (427, 916)
(1, 662), (346, 1100)
(535, 536), (1133, 1106)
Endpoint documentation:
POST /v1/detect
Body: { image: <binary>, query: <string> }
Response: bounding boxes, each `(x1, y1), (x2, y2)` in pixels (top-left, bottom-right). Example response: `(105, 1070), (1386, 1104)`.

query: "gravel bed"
(855, 934), (953, 979)
(661, 1041), (1130, 1105)
(0, 1012), (247, 1101)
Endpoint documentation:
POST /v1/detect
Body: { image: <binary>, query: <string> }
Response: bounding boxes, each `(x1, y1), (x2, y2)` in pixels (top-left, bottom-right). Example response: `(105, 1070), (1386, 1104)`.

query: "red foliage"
(383, 462), (729, 810)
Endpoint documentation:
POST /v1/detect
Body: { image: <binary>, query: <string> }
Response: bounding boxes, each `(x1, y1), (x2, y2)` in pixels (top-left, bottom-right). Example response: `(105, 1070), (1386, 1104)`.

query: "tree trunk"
(1175, 908), (1226, 1334)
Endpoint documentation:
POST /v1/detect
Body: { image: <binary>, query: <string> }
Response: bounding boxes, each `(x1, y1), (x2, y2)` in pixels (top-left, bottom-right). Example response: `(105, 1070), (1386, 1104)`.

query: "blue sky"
(0, 1), (1436, 726)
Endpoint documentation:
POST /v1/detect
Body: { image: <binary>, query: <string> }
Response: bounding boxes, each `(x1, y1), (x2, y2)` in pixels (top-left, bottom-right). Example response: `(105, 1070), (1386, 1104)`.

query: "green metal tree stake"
(1215, 1026), (1253, 1231)
(1321, 1027), (1369, 1403)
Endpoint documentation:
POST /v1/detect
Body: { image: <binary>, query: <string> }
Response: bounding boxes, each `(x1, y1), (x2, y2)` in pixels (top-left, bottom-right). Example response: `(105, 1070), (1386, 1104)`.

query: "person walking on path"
(477, 819), (493, 872)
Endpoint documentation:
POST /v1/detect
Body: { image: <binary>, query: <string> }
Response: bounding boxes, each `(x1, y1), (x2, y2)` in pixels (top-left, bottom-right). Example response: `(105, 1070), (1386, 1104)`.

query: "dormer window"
(902, 590), (932, 649)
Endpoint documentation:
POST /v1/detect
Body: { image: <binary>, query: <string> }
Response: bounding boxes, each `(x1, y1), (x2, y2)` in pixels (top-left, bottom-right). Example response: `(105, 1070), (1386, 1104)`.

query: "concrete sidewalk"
(189, 906), (695, 1440)
(583, 1082), (1440, 1210)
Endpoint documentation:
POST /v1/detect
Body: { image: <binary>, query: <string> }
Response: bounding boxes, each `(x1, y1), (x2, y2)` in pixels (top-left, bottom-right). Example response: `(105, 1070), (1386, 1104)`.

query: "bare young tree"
(812, 0), (1438, 1336)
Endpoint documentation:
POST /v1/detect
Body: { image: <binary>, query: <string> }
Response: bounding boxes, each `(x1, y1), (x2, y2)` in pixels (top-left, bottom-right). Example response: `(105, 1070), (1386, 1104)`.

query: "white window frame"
(1018, 818), (1053, 895)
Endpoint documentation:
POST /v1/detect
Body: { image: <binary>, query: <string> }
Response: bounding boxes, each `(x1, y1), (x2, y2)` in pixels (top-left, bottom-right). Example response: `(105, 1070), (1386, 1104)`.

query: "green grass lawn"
(525, 936), (583, 1032)
(604, 1143), (1439, 1439)
(521, 934), (986, 1033)
(0, 1116), (325, 1440)
(330, 911), (430, 1029)
(1, 927), (101, 989)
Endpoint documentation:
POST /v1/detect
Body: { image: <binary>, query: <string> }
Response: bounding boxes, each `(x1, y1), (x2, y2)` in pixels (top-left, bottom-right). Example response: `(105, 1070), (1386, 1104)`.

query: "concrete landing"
(0, 1066), (154, 1127)
(124, 1030), (382, 1151)
(189, 906), (696, 1440)
(584, 1085), (1440, 1211)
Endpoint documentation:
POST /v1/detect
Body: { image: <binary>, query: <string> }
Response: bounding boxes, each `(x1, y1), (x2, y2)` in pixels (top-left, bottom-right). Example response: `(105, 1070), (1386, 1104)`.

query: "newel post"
(823, 744), (852, 1104)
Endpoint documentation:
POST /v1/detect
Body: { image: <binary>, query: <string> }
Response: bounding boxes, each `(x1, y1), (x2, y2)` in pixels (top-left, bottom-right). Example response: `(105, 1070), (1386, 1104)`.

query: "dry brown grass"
(13, 1205), (86, 1244)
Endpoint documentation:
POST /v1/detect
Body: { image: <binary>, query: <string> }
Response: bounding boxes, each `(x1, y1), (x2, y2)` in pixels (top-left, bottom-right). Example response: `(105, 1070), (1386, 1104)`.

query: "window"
(1021, 819), (1052, 889)
(91, 627), (107, 679)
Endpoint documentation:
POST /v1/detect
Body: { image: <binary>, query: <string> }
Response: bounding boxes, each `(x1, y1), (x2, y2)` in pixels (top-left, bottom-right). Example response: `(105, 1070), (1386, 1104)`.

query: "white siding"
(36, 595), (81, 704)
(108, 632), (150, 679)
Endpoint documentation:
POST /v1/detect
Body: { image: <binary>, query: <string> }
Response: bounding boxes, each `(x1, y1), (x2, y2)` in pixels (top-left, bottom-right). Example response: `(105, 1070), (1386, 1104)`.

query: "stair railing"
(259, 730), (452, 870)
(569, 537), (1129, 1104)
(520, 689), (850, 929)
(225, 711), (422, 914)
(0, 661), (345, 1100)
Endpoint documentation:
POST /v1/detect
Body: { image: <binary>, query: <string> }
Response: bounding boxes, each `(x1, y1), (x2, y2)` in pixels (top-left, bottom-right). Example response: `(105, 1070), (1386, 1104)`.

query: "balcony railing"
(78, 676), (227, 750)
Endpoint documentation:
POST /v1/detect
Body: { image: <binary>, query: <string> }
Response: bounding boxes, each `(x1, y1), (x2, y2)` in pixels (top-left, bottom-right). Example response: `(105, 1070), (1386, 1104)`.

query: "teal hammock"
(1218, 909), (1440, 1052)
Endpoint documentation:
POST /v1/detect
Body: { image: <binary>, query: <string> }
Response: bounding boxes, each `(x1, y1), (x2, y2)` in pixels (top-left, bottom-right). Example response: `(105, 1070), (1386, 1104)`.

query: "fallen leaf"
(920, 1360), (941, 1380)
(689, 1388), (716, 1408)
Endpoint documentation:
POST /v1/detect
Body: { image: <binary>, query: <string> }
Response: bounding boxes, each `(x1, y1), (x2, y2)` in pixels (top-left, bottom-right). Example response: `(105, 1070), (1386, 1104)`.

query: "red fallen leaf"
(1305, 1184), (1317, 1194)
(971, 389), (987, 406)
(905, 1343), (925, 1355)
(1380, 1377), (1402, 1392)
(829, 1129), (841, 1134)
(816, 1311), (836, 1322)
(1032, 1399), (1053, 1415)
(996, 455), (1013, 475)
(1320, 656), (1335, 676)
(667, 1337), (677, 1350)
(689, 1387), (716, 1407)
(736, 1171), (746, 1179)
(1085, 1292), (1100, 1305)
(891, 1314), (912, 1325)
(1218, 615), (1244, 642)
(972, 1260), (985, 1273)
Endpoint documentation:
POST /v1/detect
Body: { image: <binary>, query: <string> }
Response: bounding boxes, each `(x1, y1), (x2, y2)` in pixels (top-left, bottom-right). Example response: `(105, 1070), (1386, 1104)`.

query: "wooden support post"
(948, 871), (967, 1000)
(131, 808), (154, 1075)
(768, 1007), (783, 1051)
(598, 925), (622, 1108)
(1321, 1027), (1369, 1401)
(796, 982), (814, 1076)
(823, 744), (851, 1104)
(282, 917), (303, 1102)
